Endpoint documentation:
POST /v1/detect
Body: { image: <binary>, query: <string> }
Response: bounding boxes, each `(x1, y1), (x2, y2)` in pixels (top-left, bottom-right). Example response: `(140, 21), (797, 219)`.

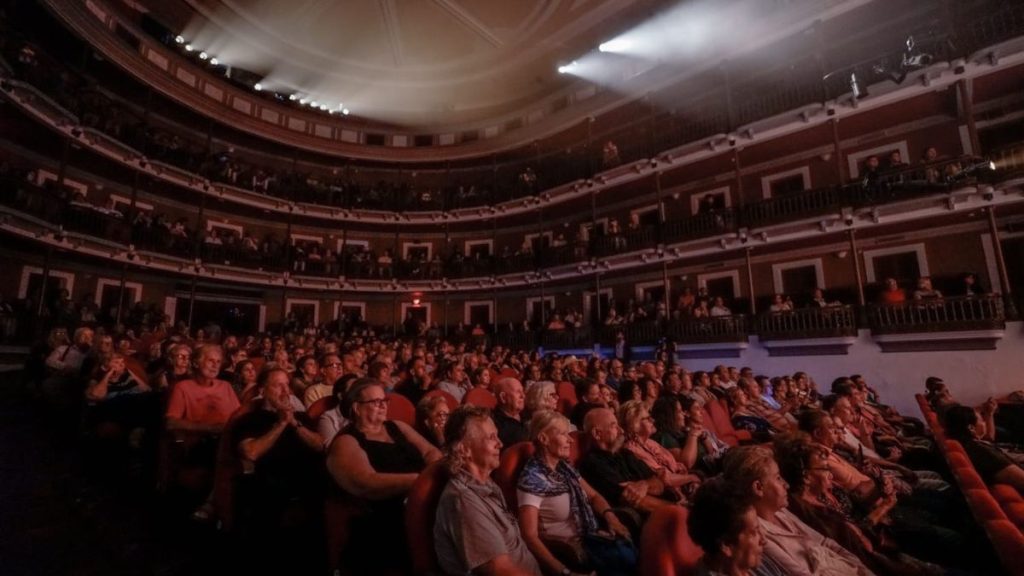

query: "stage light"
(557, 61), (578, 74)
(253, 83), (263, 91)
(310, 100), (318, 107)
(184, 44), (194, 52)
(288, 94), (297, 101)
(199, 51), (209, 60)
(319, 104), (328, 111)
(299, 98), (308, 105)
(175, 35), (185, 44)
(599, 38), (632, 53)
(342, 108), (350, 115)
(209, 58), (219, 66)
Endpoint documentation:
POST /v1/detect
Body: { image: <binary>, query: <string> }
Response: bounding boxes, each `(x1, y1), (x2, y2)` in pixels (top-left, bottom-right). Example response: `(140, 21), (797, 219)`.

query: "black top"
(578, 447), (655, 504)
(342, 420), (424, 474)
(232, 409), (322, 498)
(962, 438), (1014, 483)
(492, 409), (529, 449)
(569, 402), (602, 429)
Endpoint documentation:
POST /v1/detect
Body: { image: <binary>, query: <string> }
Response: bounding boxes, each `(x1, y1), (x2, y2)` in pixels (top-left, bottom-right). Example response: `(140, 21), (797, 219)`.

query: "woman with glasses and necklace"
(327, 378), (442, 572)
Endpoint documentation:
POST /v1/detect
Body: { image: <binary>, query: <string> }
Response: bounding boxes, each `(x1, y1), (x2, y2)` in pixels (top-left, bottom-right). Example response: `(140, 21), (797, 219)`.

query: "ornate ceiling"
(146, 0), (667, 127)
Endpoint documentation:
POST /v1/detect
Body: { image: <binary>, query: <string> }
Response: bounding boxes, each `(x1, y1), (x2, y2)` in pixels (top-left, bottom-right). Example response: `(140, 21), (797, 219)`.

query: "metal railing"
(865, 295), (1005, 335)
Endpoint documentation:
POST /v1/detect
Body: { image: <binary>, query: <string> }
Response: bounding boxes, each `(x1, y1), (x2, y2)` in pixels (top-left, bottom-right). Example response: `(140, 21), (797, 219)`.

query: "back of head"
(689, 477), (752, 560)
(943, 404), (977, 439)
(721, 445), (774, 499)
(797, 409), (829, 436)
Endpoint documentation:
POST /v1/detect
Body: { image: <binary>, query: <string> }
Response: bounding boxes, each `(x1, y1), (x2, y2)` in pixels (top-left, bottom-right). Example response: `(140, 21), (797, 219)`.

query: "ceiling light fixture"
(174, 35), (185, 44)
(253, 83), (263, 91)
(198, 51), (209, 60)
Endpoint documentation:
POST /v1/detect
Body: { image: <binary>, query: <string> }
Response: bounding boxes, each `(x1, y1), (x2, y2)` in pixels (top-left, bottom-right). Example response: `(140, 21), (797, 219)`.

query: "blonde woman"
(618, 400), (700, 494)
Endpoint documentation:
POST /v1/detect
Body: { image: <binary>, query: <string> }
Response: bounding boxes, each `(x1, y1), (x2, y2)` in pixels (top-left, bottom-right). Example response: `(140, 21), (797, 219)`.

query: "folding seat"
(991, 483), (1024, 505)
(306, 396), (337, 419)
(556, 381), (578, 415)
(423, 389), (459, 412)
(386, 392), (416, 425)
(983, 519), (1024, 576)
(639, 505), (703, 576)
(463, 387), (498, 409)
(405, 461), (452, 574)
(493, 441), (536, 509)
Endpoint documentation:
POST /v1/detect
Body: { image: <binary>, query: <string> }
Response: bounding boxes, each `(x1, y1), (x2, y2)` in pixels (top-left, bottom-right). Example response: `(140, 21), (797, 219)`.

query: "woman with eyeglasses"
(415, 394), (450, 448)
(774, 434), (948, 576)
(154, 343), (192, 390)
(326, 378), (442, 572)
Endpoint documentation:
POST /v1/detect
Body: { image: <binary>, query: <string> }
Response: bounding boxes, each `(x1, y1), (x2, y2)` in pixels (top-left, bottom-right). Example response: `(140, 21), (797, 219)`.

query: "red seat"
(324, 489), (371, 575)
(387, 392), (416, 426)
(992, 484), (1024, 505)
(944, 439), (966, 455)
(946, 451), (971, 470)
(423, 389), (459, 412)
(639, 505), (703, 576)
(954, 466), (987, 491)
(464, 387), (498, 409)
(704, 402), (746, 446)
(493, 441), (536, 509)
(984, 519), (1024, 576)
(307, 396), (337, 420)
(210, 401), (258, 532)
(965, 488), (1008, 522)
(556, 381), (578, 415)
(500, 367), (520, 379)
(405, 461), (452, 575)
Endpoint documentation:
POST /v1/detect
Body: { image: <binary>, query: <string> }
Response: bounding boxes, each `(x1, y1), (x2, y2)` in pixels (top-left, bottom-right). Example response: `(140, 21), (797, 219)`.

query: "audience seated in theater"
(233, 368), (324, 565)
(619, 400), (701, 496)
(721, 446), (874, 575)
(774, 434), (944, 576)
(164, 344), (239, 435)
(84, 351), (159, 446)
(395, 355), (432, 405)
(710, 297), (733, 317)
(651, 395), (727, 475)
(524, 380), (558, 422)
(810, 288), (842, 309)
(230, 359), (259, 403)
(315, 373), (358, 450)
(689, 477), (786, 576)
(911, 277), (942, 301)
(436, 360), (472, 403)
(769, 294), (794, 313)
(689, 370), (719, 405)
(878, 278), (906, 305)
(739, 378), (793, 432)
(727, 388), (776, 442)
(578, 407), (676, 526)
(326, 378), (441, 572)
(516, 410), (636, 576)
(569, 379), (607, 430)
(415, 394), (450, 448)
(798, 409), (968, 567)
(303, 352), (340, 407)
(493, 377), (529, 449)
(434, 405), (542, 575)
(945, 405), (1024, 493)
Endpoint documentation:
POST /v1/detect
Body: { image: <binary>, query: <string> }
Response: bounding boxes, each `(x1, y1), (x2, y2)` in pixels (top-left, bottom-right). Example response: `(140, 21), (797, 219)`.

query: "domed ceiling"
(150, 0), (668, 127)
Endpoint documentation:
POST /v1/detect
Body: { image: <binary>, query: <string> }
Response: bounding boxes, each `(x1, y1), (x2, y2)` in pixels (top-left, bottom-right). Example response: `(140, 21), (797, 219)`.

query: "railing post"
(987, 206), (1018, 319)
(745, 248), (756, 315)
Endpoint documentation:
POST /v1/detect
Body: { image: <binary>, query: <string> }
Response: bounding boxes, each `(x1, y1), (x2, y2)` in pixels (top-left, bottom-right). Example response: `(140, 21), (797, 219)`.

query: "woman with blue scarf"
(517, 410), (637, 576)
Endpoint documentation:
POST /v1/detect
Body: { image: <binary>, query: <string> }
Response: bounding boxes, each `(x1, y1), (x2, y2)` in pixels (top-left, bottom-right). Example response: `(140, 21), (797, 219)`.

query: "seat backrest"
(954, 464), (987, 491)
(992, 484), (1024, 505)
(639, 505), (703, 576)
(946, 451), (971, 470)
(423, 389), (459, 412)
(405, 461), (452, 575)
(493, 441), (536, 509)
(387, 392), (417, 426)
(211, 401), (258, 532)
(307, 396), (337, 420)
(984, 519), (1024, 576)
(464, 387), (498, 409)
(965, 488), (1009, 522)
(556, 381), (578, 415)
(944, 439), (966, 455)
(500, 367), (520, 379)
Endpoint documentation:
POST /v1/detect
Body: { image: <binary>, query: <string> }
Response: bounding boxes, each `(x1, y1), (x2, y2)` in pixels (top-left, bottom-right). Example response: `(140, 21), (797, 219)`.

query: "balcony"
(866, 295), (1007, 352)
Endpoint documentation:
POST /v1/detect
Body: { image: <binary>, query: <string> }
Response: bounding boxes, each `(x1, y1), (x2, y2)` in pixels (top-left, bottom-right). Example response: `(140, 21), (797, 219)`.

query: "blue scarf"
(517, 455), (598, 534)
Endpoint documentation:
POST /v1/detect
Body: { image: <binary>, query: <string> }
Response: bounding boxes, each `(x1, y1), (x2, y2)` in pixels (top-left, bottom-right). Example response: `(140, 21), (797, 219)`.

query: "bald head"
(494, 377), (525, 416)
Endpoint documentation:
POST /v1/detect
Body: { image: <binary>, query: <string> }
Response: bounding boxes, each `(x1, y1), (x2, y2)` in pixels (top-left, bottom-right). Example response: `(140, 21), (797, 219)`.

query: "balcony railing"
(665, 315), (750, 344)
(865, 295), (1005, 335)
(756, 306), (857, 341)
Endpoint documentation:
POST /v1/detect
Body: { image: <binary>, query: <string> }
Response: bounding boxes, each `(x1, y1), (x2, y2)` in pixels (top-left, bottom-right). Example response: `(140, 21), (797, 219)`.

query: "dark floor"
(0, 373), (231, 576)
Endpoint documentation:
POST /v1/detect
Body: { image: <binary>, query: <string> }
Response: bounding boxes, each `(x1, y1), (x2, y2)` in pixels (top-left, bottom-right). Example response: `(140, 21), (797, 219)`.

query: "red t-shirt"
(165, 378), (240, 426)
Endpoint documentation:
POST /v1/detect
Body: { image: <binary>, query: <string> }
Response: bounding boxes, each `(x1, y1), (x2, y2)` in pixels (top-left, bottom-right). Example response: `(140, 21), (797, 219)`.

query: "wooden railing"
(865, 295), (1005, 335)
(756, 306), (857, 341)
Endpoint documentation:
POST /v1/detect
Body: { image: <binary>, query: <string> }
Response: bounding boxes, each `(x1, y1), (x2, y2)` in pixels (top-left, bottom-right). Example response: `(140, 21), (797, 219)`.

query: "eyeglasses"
(356, 397), (390, 408)
(324, 362), (343, 368)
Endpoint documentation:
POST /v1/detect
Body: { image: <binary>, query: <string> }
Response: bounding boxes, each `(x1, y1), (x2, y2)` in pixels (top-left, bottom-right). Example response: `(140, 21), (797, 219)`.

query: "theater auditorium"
(2, 0), (1024, 574)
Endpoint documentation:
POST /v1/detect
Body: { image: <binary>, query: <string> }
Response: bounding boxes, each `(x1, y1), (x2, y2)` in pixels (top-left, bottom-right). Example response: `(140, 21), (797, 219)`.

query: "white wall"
(676, 322), (1024, 418)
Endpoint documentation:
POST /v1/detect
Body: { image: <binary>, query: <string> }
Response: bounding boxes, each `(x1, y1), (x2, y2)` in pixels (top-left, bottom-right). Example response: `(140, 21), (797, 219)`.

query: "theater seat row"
(916, 394), (1024, 576)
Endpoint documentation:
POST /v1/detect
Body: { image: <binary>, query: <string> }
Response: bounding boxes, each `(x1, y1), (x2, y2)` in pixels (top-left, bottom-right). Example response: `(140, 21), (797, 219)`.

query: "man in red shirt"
(165, 344), (240, 433)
